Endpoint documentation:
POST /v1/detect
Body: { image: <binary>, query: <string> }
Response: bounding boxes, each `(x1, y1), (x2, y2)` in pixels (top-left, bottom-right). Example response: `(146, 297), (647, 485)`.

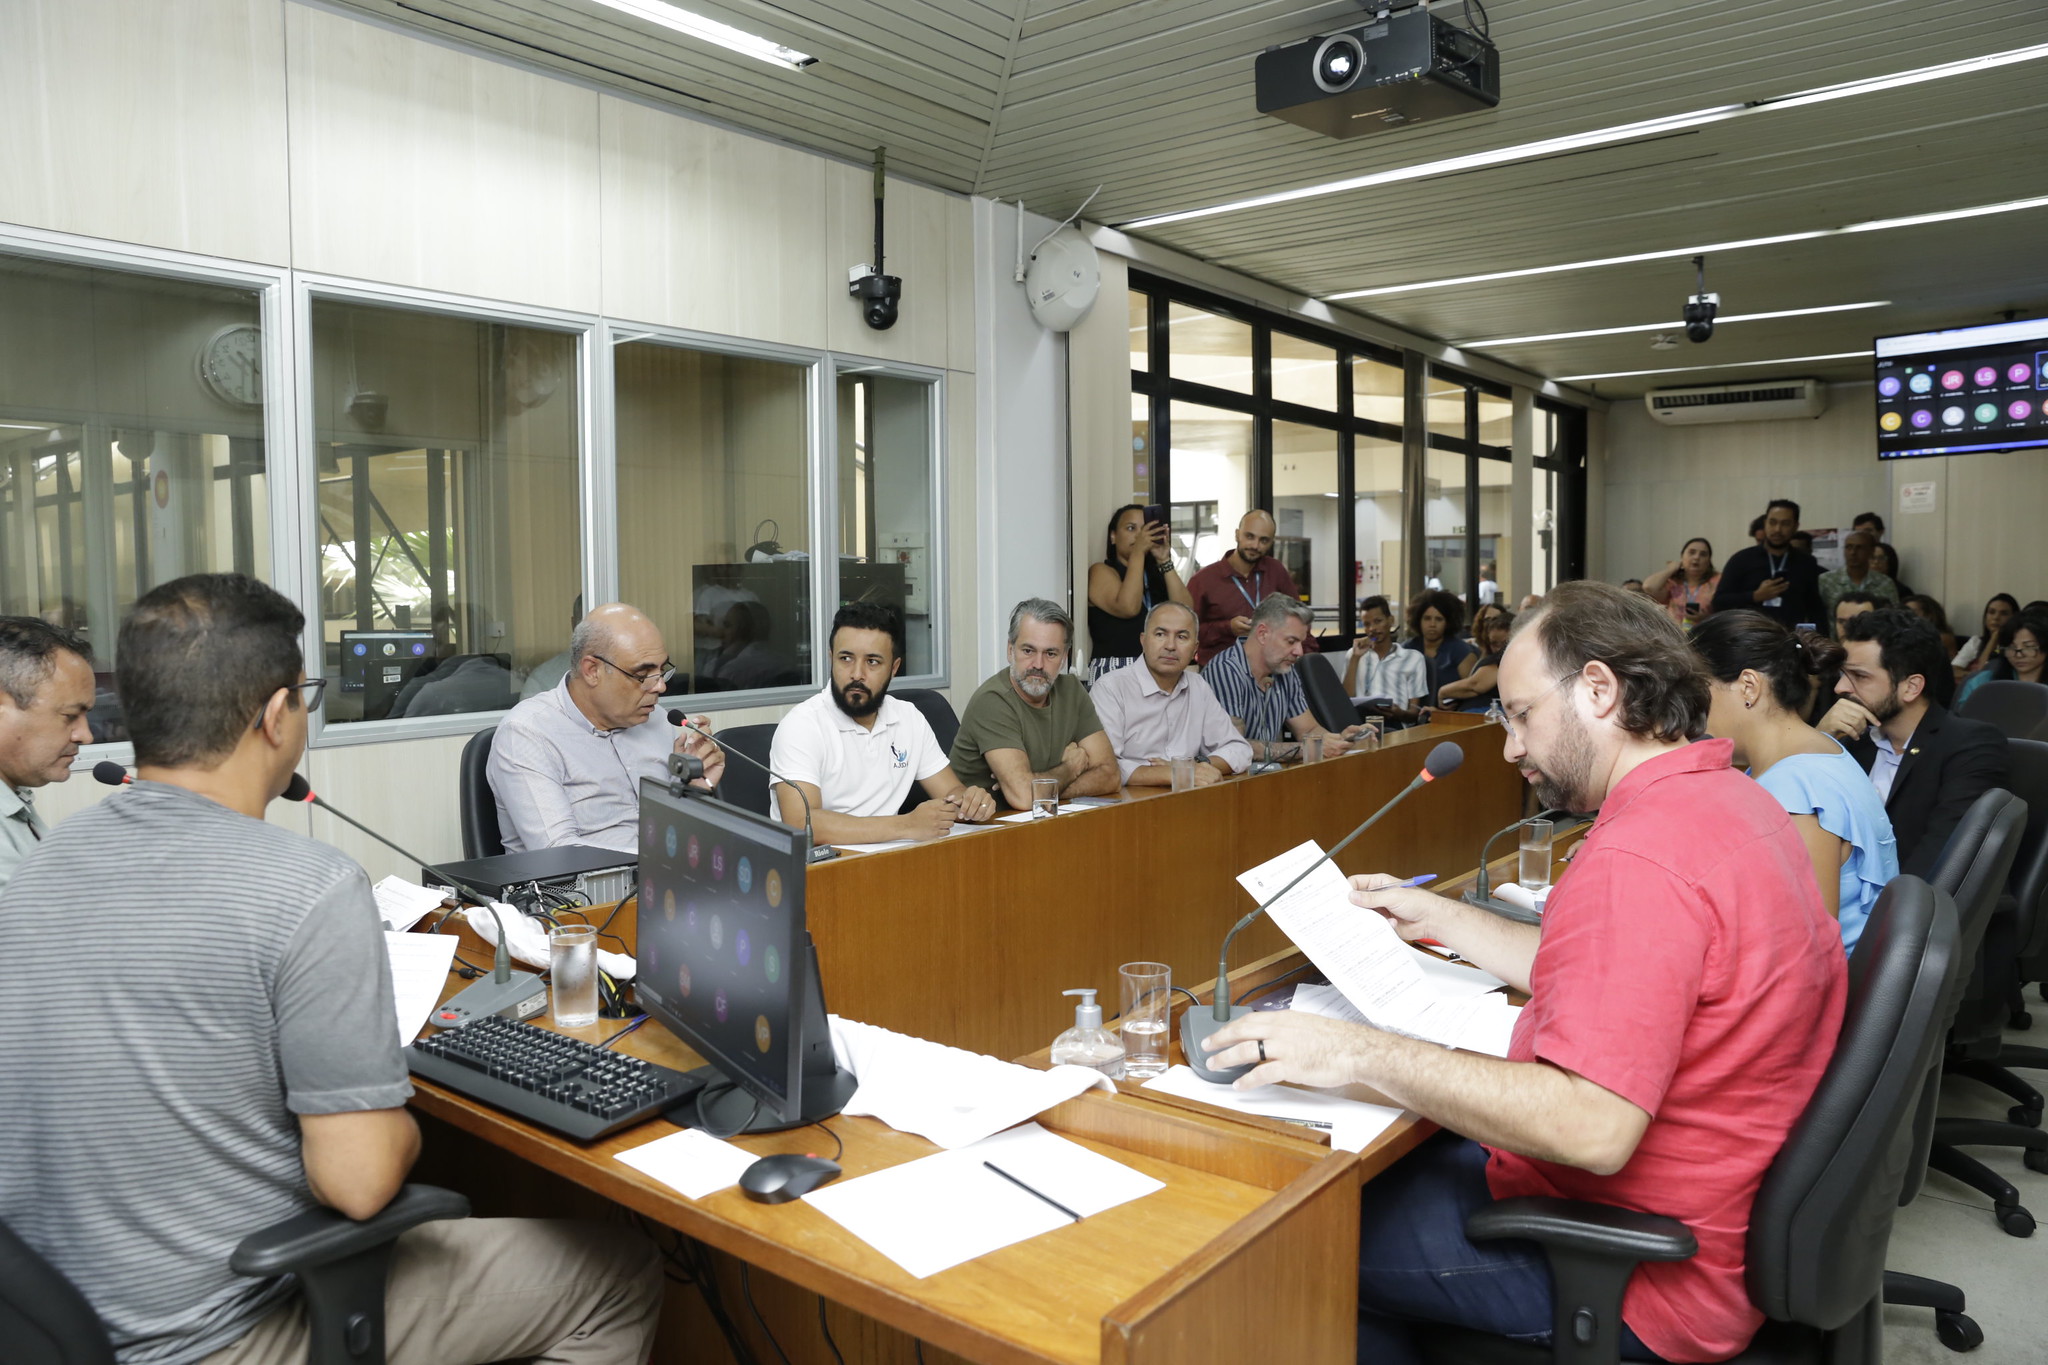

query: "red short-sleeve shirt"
(1485, 738), (1848, 1362)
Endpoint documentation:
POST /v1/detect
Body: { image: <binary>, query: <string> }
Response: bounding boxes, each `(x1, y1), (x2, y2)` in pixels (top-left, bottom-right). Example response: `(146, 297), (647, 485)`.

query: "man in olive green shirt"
(0, 618), (96, 892)
(949, 599), (1120, 809)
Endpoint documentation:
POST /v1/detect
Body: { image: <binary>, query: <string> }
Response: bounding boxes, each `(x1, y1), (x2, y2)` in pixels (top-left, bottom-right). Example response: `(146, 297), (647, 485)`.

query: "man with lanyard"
(0, 617), (96, 892)
(1188, 509), (1300, 666)
(1712, 498), (1823, 628)
(1202, 596), (1358, 763)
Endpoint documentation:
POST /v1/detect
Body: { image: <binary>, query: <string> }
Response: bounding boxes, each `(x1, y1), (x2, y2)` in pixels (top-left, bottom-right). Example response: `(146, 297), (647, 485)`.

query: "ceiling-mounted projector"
(1256, 6), (1499, 138)
(1024, 226), (1101, 333)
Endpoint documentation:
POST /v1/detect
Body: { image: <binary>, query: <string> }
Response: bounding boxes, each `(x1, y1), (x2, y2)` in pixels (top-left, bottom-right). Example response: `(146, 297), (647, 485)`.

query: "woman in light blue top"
(1691, 612), (1899, 952)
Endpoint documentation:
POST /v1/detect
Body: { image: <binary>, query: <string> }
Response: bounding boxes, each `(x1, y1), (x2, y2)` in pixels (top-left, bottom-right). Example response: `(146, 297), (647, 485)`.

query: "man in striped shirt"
(1203, 595), (1360, 763)
(0, 574), (661, 1365)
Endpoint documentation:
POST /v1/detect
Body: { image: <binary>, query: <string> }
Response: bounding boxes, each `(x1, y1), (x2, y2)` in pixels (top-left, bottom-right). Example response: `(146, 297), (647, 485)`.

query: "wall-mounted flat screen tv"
(1874, 316), (2048, 461)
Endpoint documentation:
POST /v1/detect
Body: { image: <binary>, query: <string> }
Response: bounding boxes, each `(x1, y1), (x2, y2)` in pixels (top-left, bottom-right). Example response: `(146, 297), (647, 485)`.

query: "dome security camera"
(1683, 293), (1719, 344)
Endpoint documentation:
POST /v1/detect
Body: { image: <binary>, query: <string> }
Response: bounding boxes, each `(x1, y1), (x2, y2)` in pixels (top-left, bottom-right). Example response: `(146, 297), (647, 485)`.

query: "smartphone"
(1141, 503), (1167, 527)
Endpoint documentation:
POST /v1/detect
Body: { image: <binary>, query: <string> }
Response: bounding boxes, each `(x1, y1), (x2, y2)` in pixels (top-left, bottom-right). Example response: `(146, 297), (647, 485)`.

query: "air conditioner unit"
(1644, 378), (1828, 425)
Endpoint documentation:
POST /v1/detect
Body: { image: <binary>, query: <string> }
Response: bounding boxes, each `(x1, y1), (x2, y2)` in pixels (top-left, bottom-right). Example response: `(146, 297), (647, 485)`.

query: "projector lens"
(1313, 34), (1367, 93)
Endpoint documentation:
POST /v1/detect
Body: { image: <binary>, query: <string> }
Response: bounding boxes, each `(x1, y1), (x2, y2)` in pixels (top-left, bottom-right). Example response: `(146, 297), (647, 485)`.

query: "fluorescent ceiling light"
(1461, 301), (1891, 348)
(1122, 42), (2048, 232)
(1558, 350), (1872, 382)
(1328, 193), (2048, 300)
(586, 0), (816, 68)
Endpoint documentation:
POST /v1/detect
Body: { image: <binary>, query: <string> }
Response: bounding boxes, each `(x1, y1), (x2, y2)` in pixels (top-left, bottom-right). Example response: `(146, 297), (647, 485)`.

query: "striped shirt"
(1202, 640), (1308, 744)
(0, 781), (410, 1365)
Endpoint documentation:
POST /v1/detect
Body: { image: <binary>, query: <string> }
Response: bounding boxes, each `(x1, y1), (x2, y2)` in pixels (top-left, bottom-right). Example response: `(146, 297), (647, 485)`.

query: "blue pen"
(1399, 873), (1438, 887)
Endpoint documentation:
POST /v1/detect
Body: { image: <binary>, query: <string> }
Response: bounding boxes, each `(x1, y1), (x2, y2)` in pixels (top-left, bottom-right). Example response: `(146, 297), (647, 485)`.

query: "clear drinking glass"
(1360, 716), (1385, 751)
(1169, 757), (1196, 792)
(1518, 819), (1555, 892)
(1301, 733), (1325, 764)
(549, 924), (600, 1027)
(1119, 961), (1172, 1079)
(1031, 776), (1060, 818)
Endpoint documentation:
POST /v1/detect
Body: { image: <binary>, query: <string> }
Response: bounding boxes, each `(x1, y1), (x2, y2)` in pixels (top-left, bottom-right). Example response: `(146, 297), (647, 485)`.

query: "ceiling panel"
(329, 0), (2048, 399)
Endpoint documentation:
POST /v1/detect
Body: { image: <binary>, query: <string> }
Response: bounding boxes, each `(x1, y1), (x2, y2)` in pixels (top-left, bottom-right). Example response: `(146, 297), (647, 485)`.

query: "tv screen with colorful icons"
(1875, 317), (2048, 461)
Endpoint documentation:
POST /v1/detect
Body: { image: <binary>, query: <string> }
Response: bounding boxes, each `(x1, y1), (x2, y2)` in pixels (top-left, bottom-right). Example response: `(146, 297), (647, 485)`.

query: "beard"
(1867, 685), (1904, 727)
(1011, 665), (1054, 700)
(1521, 703), (1598, 812)
(830, 676), (887, 718)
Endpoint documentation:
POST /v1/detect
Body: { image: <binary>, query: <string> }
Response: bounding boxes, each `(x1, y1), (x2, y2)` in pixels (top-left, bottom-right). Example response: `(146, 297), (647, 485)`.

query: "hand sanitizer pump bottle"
(1050, 987), (1125, 1077)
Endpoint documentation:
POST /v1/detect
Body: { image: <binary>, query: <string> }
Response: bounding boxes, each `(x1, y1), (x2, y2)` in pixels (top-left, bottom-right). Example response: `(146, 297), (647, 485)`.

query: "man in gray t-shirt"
(0, 574), (661, 1365)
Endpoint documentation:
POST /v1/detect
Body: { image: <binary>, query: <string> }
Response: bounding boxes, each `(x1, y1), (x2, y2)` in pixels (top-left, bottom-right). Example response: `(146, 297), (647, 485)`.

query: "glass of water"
(549, 924), (599, 1028)
(1119, 961), (1172, 1079)
(1518, 819), (1555, 892)
(1169, 757), (1196, 792)
(1031, 775), (1060, 819)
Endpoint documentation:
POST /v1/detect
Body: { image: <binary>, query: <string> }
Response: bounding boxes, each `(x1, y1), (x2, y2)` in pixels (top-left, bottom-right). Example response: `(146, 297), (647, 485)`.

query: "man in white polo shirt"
(770, 602), (996, 843)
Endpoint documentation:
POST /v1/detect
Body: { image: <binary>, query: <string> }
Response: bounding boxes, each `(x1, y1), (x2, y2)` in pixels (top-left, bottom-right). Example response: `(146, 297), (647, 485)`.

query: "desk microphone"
(668, 711), (839, 864)
(1182, 740), (1465, 1084)
(97, 762), (539, 1027)
(1462, 808), (1589, 924)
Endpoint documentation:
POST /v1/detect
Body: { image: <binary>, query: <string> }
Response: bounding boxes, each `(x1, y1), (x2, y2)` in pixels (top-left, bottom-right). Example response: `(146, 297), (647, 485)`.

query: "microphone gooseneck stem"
(1212, 770), (1427, 1021)
(1473, 808), (1565, 900)
(681, 716), (821, 855)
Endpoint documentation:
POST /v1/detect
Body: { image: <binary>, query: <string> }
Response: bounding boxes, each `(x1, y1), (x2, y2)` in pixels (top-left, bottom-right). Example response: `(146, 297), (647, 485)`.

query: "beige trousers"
(200, 1217), (663, 1365)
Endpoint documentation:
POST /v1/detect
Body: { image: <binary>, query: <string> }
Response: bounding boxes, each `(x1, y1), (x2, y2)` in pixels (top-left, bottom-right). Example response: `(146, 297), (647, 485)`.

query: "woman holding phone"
(1087, 503), (1192, 680)
(1642, 537), (1718, 629)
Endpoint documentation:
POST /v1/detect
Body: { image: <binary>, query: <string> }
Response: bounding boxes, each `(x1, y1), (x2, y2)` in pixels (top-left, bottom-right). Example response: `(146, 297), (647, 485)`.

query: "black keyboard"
(407, 1015), (704, 1142)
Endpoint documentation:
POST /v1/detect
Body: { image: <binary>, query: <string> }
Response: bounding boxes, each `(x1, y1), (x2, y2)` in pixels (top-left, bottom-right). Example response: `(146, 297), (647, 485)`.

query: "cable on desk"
(694, 1080), (764, 1139)
(599, 1014), (649, 1049)
(807, 1119), (844, 1161)
(740, 1263), (794, 1365)
(1235, 959), (1317, 1006)
(915, 1340), (928, 1365)
(817, 1297), (846, 1365)
(684, 1236), (760, 1365)
(1170, 986), (1204, 1011)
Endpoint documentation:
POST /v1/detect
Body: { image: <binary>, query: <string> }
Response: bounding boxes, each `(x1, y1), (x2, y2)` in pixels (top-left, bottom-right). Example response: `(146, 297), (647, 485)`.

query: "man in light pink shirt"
(1091, 603), (1252, 787)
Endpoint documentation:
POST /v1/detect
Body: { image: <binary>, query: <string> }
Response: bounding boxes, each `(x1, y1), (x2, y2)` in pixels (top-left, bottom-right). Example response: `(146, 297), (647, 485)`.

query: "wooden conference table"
(407, 718), (1529, 1365)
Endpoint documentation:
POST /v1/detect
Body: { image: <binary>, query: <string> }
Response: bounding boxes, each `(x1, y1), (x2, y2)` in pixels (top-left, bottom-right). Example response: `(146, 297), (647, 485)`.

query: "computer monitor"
(338, 630), (436, 720)
(634, 777), (856, 1134)
(1874, 316), (2048, 461)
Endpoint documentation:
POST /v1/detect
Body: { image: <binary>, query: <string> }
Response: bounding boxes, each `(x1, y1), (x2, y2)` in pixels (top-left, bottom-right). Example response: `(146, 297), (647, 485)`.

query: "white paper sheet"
(831, 822), (999, 855)
(800, 1122), (1163, 1279)
(615, 1127), (758, 1199)
(994, 800), (1116, 823)
(464, 904), (637, 981)
(374, 875), (449, 931)
(1410, 953), (1508, 998)
(1452, 995), (1521, 1057)
(385, 931), (459, 1044)
(1140, 1066), (1404, 1153)
(828, 1016), (1114, 1148)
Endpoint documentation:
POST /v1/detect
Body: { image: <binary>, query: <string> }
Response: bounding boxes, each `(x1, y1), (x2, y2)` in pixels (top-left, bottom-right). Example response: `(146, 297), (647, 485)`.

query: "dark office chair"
(1914, 788), (2035, 1234)
(457, 726), (505, 860)
(1415, 877), (1958, 1365)
(714, 724), (778, 817)
(3, 1185), (469, 1365)
(893, 689), (962, 816)
(1299, 651), (1361, 734)
(1958, 680), (2048, 741)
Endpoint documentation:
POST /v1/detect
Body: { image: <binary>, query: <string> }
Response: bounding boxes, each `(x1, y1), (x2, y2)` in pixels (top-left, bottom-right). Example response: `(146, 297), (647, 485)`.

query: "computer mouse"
(738, 1152), (842, 1204)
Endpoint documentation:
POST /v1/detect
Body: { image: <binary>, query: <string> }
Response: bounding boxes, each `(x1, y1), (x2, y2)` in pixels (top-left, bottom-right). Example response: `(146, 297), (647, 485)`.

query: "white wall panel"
(284, 4), (603, 312)
(598, 95), (831, 347)
(826, 164), (957, 371)
(0, 0), (290, 263)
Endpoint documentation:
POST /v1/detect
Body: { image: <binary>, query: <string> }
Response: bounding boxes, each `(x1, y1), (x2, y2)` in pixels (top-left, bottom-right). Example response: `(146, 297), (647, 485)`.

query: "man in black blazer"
(1820, 608), (2009, 879)
(1712, 498), (1825, 629)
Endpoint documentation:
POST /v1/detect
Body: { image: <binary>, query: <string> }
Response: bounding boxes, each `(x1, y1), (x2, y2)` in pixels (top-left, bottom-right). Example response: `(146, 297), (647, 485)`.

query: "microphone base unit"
(1461, 886), (1543, 926)
(1180, 1003), (1259, 1085)
(430, 970), (548, 1029)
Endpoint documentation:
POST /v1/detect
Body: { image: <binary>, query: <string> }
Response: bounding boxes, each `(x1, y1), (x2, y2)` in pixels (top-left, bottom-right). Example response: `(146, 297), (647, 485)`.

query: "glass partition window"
(615, 338), (812, 697)
(837, 370), (937, 676)
(311, 298), (580, 724)
(1353, 434), (1405, 610)
(1352, 358), (1405, 429)
(1271, 422), (1338, 620)
(1128, 290), (1149, 373)
(1131, 393), (1153, 501)
(1166, 303), (1253, 396)
(1270, 335), (1337, 410)
(1167, 401), (1252, 576)
(1477, 391), (1513, 449)
(0, 252), (272, 742)
(1424, 447), (1469, 603)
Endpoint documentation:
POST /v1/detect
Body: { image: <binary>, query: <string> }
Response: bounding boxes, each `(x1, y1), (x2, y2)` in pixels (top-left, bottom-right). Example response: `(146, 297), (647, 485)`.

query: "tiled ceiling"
(336, 0), (2048, 396)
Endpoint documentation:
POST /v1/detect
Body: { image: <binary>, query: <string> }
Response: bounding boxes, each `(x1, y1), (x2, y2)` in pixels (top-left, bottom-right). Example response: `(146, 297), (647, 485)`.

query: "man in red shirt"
(1187, 509), (1300, 665)
(1205, 581), (1847, 1363)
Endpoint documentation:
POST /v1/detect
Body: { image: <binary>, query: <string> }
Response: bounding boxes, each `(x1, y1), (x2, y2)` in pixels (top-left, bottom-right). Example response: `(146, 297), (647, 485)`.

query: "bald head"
(1233, 510), (1276, 569)
(568, 603), (672, 730)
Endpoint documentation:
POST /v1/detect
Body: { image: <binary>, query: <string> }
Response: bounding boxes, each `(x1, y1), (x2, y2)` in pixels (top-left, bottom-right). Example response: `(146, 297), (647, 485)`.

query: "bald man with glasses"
(489, 603), (725, 854)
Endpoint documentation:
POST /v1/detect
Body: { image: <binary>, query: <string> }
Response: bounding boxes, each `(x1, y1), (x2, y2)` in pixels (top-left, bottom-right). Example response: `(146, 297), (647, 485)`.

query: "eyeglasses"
(291, 677), (330, 708)
(1499, 669), (1581, 741)
(593, 653), (677, 690)
(2008, 641), (2044, 659)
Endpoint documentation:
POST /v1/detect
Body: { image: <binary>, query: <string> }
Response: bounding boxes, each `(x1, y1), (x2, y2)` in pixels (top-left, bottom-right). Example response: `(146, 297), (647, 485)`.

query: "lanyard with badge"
(1232, 569), (1264, 614)
(1763, 550), (1787, 609)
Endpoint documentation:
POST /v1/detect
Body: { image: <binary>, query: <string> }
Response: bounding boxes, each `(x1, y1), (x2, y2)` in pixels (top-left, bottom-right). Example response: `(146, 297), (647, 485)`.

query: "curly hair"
(1514, 580), (1709, 742)
(1406, 589), (1465, 641)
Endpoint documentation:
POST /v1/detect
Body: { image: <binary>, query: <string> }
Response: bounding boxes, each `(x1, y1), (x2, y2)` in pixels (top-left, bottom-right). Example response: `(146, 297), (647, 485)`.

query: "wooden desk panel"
(804, 722), (1521, 1060)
